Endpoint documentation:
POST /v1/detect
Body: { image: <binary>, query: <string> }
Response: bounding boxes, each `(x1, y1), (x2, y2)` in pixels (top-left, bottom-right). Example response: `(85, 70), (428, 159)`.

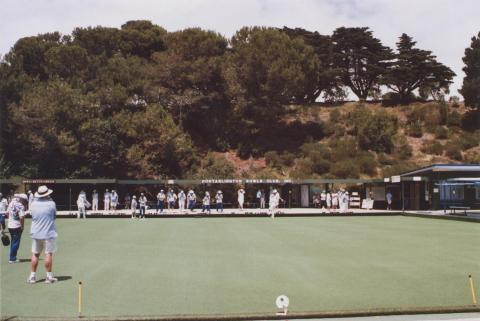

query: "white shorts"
(32, 238), (57, 254)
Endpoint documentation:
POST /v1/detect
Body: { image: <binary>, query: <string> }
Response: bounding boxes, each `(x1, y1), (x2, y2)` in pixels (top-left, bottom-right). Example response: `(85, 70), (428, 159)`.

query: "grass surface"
(1, 216), (479, 319)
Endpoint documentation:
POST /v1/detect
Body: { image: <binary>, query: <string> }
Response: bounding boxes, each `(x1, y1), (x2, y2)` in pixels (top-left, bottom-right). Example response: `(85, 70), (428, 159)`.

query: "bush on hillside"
(329, 109), (341, 122)
(434, 126), (449, 139)
(421, 140), (444, 155)
(394, 135), (413, 160)
(357, 111), (399, 153)
(330, 159), (360, 178)
(445, 143), (463, 161)
(407, 121), (423, 138)
(357, 151), (378, 176)
(447, 111), (462, 127)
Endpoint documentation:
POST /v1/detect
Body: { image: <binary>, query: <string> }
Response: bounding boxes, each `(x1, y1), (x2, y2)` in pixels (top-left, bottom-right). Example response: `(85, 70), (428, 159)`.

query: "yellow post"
(78, 281), (83, 315)
(469, 275), (477, 305)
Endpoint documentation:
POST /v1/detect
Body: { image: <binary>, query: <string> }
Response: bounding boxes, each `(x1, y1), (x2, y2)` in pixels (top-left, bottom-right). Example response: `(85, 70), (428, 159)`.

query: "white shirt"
(0, 198), (8, 213)
(167, 192), (177, 202)
(386, 193), (393, 202)
(178, 191), (186, 201)
(203, 195), (210, 205)
(157, 192), (166, 201)
(7, 198), (26, 229)
(92, 192), (98, 200)
(131, 199), (138, 210)
(215, 194), (223, 203)
(238, 190), (245, 202)
(187, 191), (196, 201)
(104, 192), (111, 201)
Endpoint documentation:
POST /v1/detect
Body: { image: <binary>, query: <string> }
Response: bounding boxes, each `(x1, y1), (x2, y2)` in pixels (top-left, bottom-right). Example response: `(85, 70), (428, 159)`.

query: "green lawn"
(1, 216), (479, 319)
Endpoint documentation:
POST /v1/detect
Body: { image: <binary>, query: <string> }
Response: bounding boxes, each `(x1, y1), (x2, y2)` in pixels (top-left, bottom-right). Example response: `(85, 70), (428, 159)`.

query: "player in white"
(320, 190), (327, 212)
(76, 190), (90, 219)
(138, 193), (147, 220)
(130, 195), (138, 219)
(91, 189), (98, 211)
(167, 189), (177, 212)
(103, 189), (111, 212)
(202, 192), (211, 214)
(178, 190), (186, 212)
(269, 189), (283, 218)
(156, 190), (166, 214)
(110, 190), (119, 212)
(215, 190), (223, 213)
(187, 190), (196, 212)
(326, 191), (332, 213)
(331, 190), (338, 212)
(237, 188), (245, 210)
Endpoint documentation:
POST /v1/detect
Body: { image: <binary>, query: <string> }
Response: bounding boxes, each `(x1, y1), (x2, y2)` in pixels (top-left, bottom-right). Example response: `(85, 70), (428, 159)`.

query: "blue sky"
(1, 0), (479, 98)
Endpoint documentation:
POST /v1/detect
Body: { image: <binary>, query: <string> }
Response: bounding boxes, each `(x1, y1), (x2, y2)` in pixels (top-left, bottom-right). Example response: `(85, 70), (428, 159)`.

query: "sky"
(1, 0), (479, 98)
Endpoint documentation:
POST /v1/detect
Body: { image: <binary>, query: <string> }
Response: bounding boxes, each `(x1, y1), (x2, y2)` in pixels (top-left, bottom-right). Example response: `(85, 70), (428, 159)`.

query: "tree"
(281, 27), (341, 102)
(226, 27), (319, 106)
(460, 32), (480, 110)
(120, 20), (167, 58)
(332, 27), (393, 100)
(384, 34), (455, 103)
(357, 110), (399, 153)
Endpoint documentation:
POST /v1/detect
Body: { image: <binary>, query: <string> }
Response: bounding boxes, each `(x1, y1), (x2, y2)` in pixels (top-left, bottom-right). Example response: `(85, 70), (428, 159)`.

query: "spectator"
(260, 189), (266, 209)
(0, 193), (8, 230)
(7, 193), (28, 263)
(386, 191), (393, 210)
(124, 193), (131, 210)
(269, 189), (283, 218)
(313, 193), (320, 208)
(320, 190), (327, 210)
(28, 190), (34, 208)
(326, 191), (332, 212)
(28, 186), (58, 284)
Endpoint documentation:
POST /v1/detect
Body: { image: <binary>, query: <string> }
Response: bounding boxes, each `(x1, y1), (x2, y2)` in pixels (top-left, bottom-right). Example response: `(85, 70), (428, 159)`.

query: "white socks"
(46, 272), (53, 278)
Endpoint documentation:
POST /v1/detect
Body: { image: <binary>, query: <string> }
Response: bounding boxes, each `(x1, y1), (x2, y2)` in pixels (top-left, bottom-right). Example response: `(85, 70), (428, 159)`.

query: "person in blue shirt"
(28, 185), (58, 284)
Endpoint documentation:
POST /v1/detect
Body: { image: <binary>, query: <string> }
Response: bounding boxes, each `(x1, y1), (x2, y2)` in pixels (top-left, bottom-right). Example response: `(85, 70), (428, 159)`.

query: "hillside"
(207, 101), (479, 179)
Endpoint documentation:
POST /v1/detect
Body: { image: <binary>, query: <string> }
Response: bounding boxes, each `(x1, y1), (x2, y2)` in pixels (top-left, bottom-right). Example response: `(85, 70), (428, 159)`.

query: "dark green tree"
(281, 27), (342, 102)
(459, 32), (480, 110)
(384, 34), (455, 103)
(332, 27), (393, 100)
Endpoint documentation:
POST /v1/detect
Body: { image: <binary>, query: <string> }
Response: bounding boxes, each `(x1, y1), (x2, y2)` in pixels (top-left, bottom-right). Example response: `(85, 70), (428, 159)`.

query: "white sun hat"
(35, 185), (53, 198)
(15, 193), (28, 201)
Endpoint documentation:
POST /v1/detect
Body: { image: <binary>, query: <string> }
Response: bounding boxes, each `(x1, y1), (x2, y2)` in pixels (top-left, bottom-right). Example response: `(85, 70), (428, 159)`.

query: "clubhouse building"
(1, 164), (479, 211)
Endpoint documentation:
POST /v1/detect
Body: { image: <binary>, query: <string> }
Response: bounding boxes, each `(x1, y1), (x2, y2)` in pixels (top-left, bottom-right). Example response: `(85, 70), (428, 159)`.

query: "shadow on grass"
(36, 276), (72, 283)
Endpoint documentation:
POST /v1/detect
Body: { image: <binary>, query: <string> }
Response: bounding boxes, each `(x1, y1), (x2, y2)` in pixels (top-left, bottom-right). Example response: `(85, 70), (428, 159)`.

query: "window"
(439, 183), (464, 201)
(476, 185), (480, 200)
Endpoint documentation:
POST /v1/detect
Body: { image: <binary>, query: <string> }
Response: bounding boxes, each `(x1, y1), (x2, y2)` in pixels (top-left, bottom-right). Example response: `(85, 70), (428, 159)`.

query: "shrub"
(421, 140), (444, 155)
(457, 132), (479, 150)
(311, 158), (331, 175)
(330, 160), (360, 178)
(280, 152), (296, 167)
(407, 121), (423, 138)
(395, 136), (413, 160)
(434, 126), (449, 139)
(445, 143), (463, 161)
(291, 158), (314, 178)
(461, 110), (480, 131)
(377, 153), (394, 165)
(329, 109), (341, 122)
(447, 111), (462, 127)
(264, 151), (282, 168)
(357, 152), (378, 176)
(357, 111), (399, 153)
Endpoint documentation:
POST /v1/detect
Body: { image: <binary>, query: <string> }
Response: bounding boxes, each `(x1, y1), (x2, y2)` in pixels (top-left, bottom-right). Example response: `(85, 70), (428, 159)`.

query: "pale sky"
(1, 0), (479, 98)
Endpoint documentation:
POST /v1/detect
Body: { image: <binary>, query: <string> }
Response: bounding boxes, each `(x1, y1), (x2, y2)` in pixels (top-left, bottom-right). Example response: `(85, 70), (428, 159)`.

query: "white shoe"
(27, 276), (36, 284)
(45, 276), (58, 284)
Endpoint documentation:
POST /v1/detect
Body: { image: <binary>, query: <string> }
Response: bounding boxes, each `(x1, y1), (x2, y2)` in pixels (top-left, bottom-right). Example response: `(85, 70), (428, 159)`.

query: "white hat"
(161, 189), (164, 192)
(35, 185), (53, 198)
(133, 195), (137, 198)
(206, 191), (210, 195)
(217, 190), (222, 194)
(273, 189), (277, 193)
(15, 193), (28, 201)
